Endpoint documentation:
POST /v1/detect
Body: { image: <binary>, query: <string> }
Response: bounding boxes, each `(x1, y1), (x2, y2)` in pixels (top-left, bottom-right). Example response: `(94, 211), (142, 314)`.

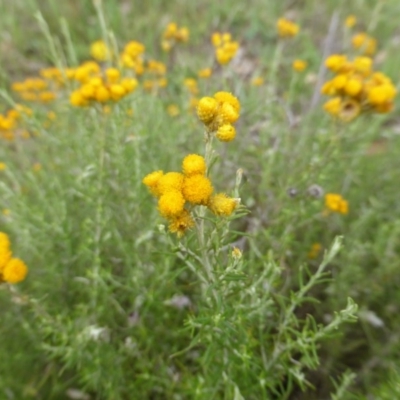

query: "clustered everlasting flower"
(276, 18), (300, 38)
(196, 91), (240, 142)
(161, 22), (189, 52)
(12, 77), (57, 103)
(322, 55), (396, 121)
(142, 60), (168, 91)
(0, 105), (32, 141)
(0, 232), (28, 284)
(211, 33), (239, 65)
(324, 193), (349, 215)
(143, 154), (238, 237)
(69, 65), (138, 107)
(120, 41), (145, 75)
(352, 32), (377, 56)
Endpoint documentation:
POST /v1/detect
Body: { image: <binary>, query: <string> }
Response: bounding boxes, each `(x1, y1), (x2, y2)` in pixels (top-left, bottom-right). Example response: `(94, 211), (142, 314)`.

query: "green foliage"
(0, 0), (400, 398)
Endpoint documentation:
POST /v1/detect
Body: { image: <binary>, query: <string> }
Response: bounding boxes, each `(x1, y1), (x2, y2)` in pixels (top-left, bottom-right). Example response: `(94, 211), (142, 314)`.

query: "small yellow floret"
(214, 92), (240, 113)
(220, 102), (239, 124)
(208, 193), (237, 216)
(158, 191), (185, 218)
(344, 79), (363, 97)
(2, 258), (28, 284)
(157, 172), (185, 195)
(292, 59), (307, 72)
(183, 175), (213, 205)
(168, 209), (195, 237)
(182, 154), (207, 176)
(143, 170), (164, 197)
(197, 97), (219, 124)
(216, 124), (236, 142)
(323, 97), (342, 116)
(345, 15), (357, 28)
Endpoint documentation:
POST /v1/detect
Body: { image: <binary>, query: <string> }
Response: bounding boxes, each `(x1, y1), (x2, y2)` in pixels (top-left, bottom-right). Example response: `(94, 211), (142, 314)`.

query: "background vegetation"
(1, 0), (400, 398)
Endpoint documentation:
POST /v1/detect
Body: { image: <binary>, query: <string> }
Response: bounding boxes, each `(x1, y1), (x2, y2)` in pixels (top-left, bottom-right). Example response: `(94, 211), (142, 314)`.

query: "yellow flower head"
(323, 97), (341, 116)
(352, 33), (377, 56)
(157, 172), (185, 195)
(198, 68), (212, 79)
(168, 209), (195, 237)
(167, 104), (180, 117)
(208, 193), (237, 216)
(216, 124), (236, 142)
(143, 170), (164, 197)
(90, 40), (111, 61)
(251, 77), (264, 86)
(197, 97), (219, 124)
(214, 91), (240, 113)
(158, 191), (186, 218)
(182, 154), (207, 177)
(220, 102), (239, 124)
(277, 18), (299, 38)
(325, 193), (349, 214)
(183, 175), (213, 205)
(344, 78), (363, 97)
(2, 258), (28, 284)
(325, 54), (348, 73)
(345, 15), (357, 28)
(292, 59), (307, 72)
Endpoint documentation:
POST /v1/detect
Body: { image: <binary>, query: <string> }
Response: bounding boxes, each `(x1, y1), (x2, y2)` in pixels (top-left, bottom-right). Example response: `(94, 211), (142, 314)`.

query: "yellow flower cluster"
(90, 40), (112, 62)
(352, 32), (377, 56)
(211, 33), (239, 65)
(142, 60), (168, 91)
(161, 22), (189, 52)
(0, 105), (32, 141)
(197, 91), (240, 142)
(325, 193), (349, 215)
(69, 66), (138, 107)
(276, 18), (300, 38)
(0, 232), (28, 284)
(322, 55), (396, 121)
(120, 41), (145, 75)
(143, 154), (237, 236)
(12, 78), (56, 103)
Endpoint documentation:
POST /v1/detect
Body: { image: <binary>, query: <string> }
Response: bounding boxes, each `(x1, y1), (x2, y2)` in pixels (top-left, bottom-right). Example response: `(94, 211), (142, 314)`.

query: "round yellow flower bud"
(197, 97), (219, 124)
(2, 258), (28, 284)
(183, 175), (213, 205)
(182, 154), (206, 176)
(158, 191), (185, 218)
(216, 124), (236, 142)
